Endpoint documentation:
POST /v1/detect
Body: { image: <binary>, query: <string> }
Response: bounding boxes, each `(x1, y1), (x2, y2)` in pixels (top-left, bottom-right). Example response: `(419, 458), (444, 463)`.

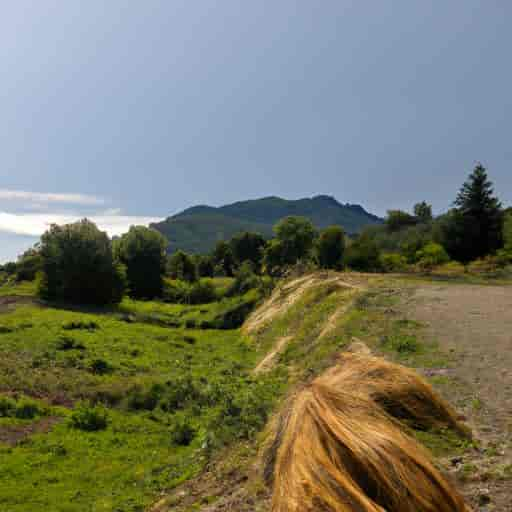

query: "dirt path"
(409, 283), (512, 510)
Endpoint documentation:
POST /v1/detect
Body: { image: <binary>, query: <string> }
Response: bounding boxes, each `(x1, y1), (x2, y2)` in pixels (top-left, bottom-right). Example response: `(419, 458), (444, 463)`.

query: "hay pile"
(264, 352), (471, 512)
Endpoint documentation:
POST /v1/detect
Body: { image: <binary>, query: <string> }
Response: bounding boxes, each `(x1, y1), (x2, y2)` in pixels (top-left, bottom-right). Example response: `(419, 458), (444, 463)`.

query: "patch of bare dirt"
(409, 283), (512, 511)
(0, 295), (38, 313)
(0, 416), (60, 446)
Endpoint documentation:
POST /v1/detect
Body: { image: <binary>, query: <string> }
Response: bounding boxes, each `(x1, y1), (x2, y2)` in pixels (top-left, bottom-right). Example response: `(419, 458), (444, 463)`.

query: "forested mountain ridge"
(151, 195), (382, 253)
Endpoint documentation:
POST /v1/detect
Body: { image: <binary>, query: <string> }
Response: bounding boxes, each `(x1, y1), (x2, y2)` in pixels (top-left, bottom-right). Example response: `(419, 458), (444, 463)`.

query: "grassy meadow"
(0, 277), (285, 512)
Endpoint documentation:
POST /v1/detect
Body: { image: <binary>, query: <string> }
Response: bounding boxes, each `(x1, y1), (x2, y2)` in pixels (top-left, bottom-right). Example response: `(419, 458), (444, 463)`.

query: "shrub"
(126, 384), (165, 411)
(226, 262), (259, 297)
(379, 253), (408, 273)
(316, 226), (345, 269)
(0, 396), (44, 419)
(56, 336), (85, 351)
(39, 219), (126, 305)
(114, 226), (168, 299)
(69, 402), (108, 431)
(16, 248), (43, 282)
(15, 399), (42, 419)
(167, 250), (197, 283)
(230, 232), (266, 270)
(344, 234), (381, 271)
(170, 415), (196, 446)
(0, 396), (16, 417)
(187, 280), (216, 304)
(415, 243), (450, 271)
(88, 359), (113, 375)
(62, 320), (99, 331)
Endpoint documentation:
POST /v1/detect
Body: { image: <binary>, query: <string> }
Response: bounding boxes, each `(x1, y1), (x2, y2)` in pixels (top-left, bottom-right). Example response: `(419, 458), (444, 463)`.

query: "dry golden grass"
(264, 352), (471, 512)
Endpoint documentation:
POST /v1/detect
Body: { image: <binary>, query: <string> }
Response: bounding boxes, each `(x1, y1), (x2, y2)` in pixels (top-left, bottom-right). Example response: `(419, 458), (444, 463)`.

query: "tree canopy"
(115, 226), (167, 298)
(316, 226), (345, 269)
(39, 219), (125, 305)
(273, 216), (315, 265)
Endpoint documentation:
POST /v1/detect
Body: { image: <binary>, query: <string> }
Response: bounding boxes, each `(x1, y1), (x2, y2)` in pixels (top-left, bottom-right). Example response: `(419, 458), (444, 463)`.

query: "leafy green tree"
(39, 219), (125, 305)
(438, 164), (503, 262)
(212, 241), (236, 277)
(16, 247), (43, 281)
(344, 233), (381, 271)
(115, 226), (167, 298)
(196, 255), (214, 277)
(316, 226), (345, 269)
(230, 232), (266, 270)
(413, 201), (433, 223)
(273, 216), (315, 264)
(262, 239), (287, 276)
(504, 210), (512, 253)
(167, 250), (197, 283)
(385, 210), (418, 232)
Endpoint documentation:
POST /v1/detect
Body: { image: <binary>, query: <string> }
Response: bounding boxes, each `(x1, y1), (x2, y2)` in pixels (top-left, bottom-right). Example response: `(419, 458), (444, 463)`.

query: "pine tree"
(450, 164), (503, 261)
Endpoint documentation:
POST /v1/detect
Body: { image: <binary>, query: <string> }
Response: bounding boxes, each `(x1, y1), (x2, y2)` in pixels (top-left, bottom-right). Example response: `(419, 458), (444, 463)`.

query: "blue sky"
(1, 1), (511, 261)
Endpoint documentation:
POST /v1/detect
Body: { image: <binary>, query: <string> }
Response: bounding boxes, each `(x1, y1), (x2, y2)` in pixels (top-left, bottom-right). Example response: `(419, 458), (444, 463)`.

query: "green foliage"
(385, 210), (418, 232)
(167, 250), (197, 283)
(230, 231), (266, 270)
(273, 216), (316, 265)
(379, 253), (408, 272)
(262, 239), (287, 276)
(170, 415), (196, 446)
(163, 279), (217, 304)
(413, 201), (433, 223)
(439, 164), (504, 262)
(69, 402), (108, 431)
(415, 242), (450, 271)
(16, 247), (43, 282)
(196, 255), (214, 277)
(212, 241), (236, 277)
(39, 219), (125, 305)
(0, 395), (46, 419)
(115, 226), (167, 298)
(504, 211), (512, 253)
(344, 233), (381, 271)
(316, 225), (345, 269)
(226, 261), (259, 296)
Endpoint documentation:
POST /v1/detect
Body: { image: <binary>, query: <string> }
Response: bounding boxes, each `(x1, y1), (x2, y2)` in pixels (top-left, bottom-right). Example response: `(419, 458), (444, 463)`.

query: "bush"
(15, 399), (42, 419)
(226, 262), (259, 297)
(0, 396), (16, 416)
(69, 402), (108, 431)
(316, 226), (345, 269)
(88, 358), (113, 375)
(0, 396), (45, 419)
(16, 248), (43, 282)
(39, 219), (125, 305)
(415, 243), (450, 271)
(187, 280), (216, 304)
(56, 336), (85, 351)
(344, 234), (381, 271)
(379, 253), (408, 273)
(170, 415), (196, 446)
(163, 279), (217, 304)
(62, 320), (99, 331)
(115, 226), (168, 299)
(167, 250), (197, 283)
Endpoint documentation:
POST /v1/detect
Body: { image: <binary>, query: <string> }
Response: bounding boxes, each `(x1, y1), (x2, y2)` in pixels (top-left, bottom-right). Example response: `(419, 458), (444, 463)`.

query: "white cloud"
(0, 189), (105, 205)
(0, 212), (161, 238)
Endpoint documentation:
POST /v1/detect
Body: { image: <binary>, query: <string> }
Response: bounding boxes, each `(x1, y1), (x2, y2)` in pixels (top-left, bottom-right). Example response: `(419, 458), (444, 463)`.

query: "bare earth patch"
(0, 416), (60, 446)
(409, 283), (512, 511)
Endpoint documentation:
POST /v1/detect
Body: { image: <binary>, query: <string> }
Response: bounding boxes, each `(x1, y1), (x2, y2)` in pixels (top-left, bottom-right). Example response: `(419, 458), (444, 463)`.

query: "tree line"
(1, 163), (510, 305)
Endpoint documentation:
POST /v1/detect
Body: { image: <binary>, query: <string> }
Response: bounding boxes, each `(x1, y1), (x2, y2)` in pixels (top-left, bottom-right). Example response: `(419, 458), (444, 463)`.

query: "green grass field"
(0, 279), (283, 512)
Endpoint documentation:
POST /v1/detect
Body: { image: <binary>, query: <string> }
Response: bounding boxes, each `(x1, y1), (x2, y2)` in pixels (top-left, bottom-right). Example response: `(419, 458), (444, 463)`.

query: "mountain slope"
(151, 195), (382, 253)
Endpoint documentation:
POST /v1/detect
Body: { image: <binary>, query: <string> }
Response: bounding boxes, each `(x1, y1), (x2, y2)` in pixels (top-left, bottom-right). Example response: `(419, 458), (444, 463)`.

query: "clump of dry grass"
(264, 352), (470, 512)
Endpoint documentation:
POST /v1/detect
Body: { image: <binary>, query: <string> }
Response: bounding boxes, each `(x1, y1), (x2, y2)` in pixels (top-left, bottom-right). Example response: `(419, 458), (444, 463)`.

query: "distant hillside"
(151, 195), (382, 254)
